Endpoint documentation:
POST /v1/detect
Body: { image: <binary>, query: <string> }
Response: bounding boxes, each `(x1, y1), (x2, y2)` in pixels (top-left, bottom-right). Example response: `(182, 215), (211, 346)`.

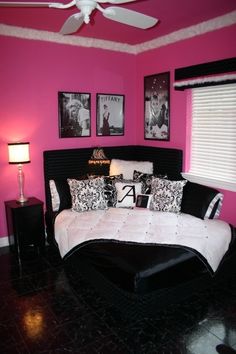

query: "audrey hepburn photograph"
(144, 72), (170, 141)
(96, 93), (125, 136)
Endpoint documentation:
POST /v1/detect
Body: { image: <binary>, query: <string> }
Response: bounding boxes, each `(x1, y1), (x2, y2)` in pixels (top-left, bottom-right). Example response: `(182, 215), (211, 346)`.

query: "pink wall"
(0, 36), (137, 238)
(136, 24), (236, 226)
(0, 24), (236, 239)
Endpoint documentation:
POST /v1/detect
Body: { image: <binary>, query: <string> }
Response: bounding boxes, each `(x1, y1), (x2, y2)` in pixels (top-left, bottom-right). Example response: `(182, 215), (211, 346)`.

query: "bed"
(43, 145), (236, 317)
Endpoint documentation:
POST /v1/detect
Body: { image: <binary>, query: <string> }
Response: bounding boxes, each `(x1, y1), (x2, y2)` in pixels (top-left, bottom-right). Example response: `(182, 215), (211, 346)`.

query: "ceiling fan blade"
(60, 12), (84, 35)
(103, 6), (158, 29)
(0, 1), (50, 7)
(97, 0), (136, 4)
(0, 1), (57, 7)
(0, 1), (75, 8)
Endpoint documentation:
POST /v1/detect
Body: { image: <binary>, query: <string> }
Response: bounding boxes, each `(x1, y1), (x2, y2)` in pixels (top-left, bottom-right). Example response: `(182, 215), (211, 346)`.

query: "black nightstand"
(5, 197), (45, 261)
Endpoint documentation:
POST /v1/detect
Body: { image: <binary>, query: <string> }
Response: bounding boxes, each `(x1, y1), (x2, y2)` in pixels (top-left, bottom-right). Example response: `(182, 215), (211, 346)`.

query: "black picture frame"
(58, 92), (91, 138)
(96, 93), (125, 136)
(144, 72), (170, 140)
(135, 194), (152, 209)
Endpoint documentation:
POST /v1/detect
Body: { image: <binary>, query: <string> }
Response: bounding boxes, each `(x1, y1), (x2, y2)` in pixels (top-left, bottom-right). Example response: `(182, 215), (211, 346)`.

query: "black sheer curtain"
(174, 57), (236, 90)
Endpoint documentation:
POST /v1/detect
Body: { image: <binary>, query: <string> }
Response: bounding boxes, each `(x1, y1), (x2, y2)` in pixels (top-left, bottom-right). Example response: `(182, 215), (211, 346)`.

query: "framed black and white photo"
(96, 93), (124, 136)
(144, 72), (170, 141)
(135, 194), (152, 209)
(58, 92), (91, 138)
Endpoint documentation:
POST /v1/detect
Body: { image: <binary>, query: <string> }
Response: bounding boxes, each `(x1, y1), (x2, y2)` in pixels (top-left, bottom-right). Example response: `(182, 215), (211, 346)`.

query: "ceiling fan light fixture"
(77, 0), (97, 24)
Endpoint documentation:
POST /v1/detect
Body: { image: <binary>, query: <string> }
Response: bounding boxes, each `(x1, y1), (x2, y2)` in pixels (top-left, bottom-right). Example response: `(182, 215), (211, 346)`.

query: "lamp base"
(16, 196), (28, 204)
(16, 164), (28, 205)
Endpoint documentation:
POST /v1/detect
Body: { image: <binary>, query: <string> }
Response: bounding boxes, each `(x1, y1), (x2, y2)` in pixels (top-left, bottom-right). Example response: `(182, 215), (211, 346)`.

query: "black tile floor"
(0, 245), (236, 354)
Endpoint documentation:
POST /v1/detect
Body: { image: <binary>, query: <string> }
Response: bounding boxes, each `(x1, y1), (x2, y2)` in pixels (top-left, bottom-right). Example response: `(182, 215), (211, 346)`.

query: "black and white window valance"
(174, 57), (236, 90)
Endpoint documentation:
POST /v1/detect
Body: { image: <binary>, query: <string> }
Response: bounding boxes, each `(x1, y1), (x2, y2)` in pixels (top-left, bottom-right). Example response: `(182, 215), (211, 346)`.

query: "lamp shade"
(8, 142), (30, 164)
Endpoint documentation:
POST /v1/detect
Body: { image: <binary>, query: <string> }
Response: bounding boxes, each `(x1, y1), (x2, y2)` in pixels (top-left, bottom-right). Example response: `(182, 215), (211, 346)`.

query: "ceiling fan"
(0, 0), (158, 35)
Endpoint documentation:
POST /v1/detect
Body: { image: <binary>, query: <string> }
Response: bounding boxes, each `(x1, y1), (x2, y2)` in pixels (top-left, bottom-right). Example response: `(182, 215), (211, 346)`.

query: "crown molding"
(0, 24), (136, 54)
(134, 10), (236, 54)
(0, 10), (235, 54)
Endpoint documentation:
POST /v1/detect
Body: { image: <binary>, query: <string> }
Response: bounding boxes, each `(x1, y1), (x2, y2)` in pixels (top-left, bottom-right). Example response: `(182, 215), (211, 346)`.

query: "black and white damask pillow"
(133, 171), (153, 194)
(67, 177), (108, 212)
(133, 170), (168, 194)
(150, 178), (187, 213)
(115, 181), (142, 208)
(103, 174), (123, 207)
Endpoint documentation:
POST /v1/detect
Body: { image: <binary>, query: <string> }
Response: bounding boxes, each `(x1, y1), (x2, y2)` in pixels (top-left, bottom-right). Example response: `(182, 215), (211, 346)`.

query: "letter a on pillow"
(115, 181), (142, 208)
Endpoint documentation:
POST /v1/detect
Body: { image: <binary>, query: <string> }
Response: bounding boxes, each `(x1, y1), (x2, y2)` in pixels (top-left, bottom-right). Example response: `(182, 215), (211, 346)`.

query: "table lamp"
(8, 142), (30, 204)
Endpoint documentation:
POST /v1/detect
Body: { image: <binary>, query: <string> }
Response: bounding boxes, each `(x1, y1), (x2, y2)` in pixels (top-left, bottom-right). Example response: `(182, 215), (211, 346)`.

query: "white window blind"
(183, 83), (236, 192)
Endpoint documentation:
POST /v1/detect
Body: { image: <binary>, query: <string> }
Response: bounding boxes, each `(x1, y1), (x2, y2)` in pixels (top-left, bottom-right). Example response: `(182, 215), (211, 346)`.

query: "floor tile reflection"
(0, 245), (236, 354)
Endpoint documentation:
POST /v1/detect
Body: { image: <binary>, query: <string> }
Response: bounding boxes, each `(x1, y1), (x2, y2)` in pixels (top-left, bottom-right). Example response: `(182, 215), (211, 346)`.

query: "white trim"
(174, 73), (236, 88)
(0, 236), (9, 248)
(0, 10), (235, 54)
(182, 172), (236, 192)
(135, 11), (236, 54)
(0, 24), (136, 54)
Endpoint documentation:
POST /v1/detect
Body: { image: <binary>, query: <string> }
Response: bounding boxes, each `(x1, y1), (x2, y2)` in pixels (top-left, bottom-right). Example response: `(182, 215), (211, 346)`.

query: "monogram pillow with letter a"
(115, 181), (142, 208)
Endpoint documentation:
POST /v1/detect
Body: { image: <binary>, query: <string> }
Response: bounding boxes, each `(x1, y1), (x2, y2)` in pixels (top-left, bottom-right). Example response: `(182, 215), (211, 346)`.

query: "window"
(182, 83), (236, 192)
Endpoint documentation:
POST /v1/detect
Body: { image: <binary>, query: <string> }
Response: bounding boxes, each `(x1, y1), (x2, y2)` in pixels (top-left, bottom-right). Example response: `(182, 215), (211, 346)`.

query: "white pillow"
(115, 181), (142, 208)
(110, 159), (153, 180)
(49, 180), (60, 212)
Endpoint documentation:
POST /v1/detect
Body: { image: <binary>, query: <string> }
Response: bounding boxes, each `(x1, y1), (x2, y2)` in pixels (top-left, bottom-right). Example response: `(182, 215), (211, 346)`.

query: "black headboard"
(43, 145), (183, 211)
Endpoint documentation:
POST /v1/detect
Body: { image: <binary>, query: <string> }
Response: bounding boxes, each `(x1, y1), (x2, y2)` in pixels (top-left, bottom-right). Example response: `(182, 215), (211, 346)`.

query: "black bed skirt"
(64, 241), (207, 294)
(63, 245), (236, 319)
